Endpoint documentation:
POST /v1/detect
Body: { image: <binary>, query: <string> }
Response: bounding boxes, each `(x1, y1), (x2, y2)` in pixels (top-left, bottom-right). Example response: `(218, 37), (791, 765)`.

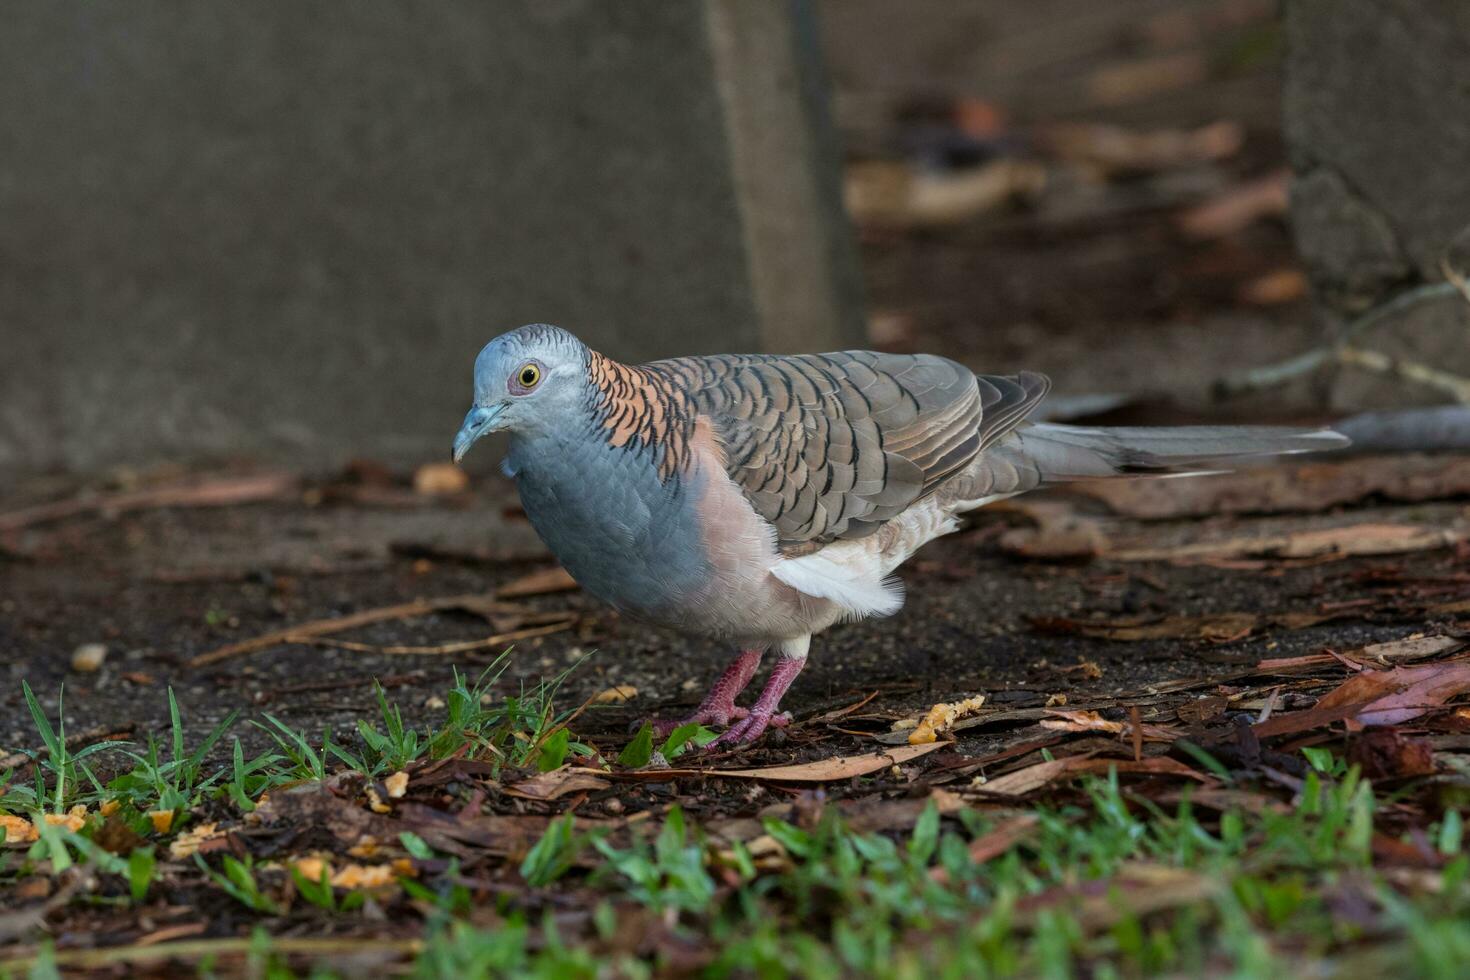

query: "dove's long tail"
(951, 423), (1349, 507)
(1009, 423), (1348, 482)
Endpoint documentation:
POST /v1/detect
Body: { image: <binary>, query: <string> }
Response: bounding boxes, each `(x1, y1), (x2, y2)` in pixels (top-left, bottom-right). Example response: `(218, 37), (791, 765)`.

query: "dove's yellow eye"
(512, 362), (541, 392)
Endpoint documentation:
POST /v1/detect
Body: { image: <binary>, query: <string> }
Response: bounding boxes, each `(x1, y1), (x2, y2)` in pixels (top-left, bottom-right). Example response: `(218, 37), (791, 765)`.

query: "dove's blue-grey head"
(453, 324), (591, 462)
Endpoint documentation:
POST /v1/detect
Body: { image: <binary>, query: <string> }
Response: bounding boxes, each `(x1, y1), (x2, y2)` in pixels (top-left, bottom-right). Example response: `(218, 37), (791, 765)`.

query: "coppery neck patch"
(583, 350), (698, 481)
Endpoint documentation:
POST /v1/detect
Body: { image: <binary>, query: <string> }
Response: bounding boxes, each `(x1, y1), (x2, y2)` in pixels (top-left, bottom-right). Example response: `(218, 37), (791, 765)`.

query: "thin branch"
(1336, 346), (1470, 404)
(0, 723), (136, 772)
(0, 936), (424, 973)
(1439, 254), (1470, 309)
(1213, 281), (1463, 399)
(0, 473), (296, 533)
(289, 620), (576, 656)
(187, 593), (533, 668)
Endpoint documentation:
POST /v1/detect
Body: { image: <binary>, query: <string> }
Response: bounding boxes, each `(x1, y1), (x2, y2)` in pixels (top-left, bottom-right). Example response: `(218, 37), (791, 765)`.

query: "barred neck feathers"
(582, 350), (701, 482)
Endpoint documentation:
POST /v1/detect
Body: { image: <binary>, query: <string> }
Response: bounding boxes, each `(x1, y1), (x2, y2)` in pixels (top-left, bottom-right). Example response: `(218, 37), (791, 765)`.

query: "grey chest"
(506, 432), (714, 623)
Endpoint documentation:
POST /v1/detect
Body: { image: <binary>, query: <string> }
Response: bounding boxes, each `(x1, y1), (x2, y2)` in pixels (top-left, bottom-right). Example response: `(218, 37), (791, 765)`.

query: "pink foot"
(706, 654), (806, 749)
(649, 705), (749, 738)
(644, 648), (762, 737)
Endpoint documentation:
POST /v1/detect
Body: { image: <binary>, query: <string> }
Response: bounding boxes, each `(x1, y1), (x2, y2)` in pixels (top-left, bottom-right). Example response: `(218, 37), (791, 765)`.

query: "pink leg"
(647, 648), (763, 736)
(708, 654), (806, 748)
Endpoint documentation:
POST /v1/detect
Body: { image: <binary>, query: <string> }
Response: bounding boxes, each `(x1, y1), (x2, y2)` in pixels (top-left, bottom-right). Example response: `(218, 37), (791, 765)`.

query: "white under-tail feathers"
(770, 421), (1348, 622)
(771, 552), (906, 619)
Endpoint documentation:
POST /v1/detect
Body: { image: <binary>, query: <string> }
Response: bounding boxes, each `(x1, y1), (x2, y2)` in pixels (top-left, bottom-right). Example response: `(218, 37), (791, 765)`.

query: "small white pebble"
(71, 643), (108, 673)
(424, 695), (446, 710)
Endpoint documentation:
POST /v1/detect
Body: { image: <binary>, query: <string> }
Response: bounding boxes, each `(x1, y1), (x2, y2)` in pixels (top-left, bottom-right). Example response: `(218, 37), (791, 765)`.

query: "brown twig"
(187, 594), (527, 668)
(0, 936), (424, 973)
(0, 723), (136, 772)
(0, 473), (297, 533)
(289, 620), (576, 656)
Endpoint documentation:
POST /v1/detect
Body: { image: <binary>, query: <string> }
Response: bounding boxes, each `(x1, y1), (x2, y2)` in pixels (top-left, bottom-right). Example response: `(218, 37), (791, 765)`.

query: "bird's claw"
(705, 710), (792, 749)
(644, 706), (749, 738)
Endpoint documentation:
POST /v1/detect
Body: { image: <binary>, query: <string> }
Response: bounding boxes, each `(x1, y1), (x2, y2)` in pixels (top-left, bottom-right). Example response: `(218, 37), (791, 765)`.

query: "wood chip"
(496, 566), (579, 599)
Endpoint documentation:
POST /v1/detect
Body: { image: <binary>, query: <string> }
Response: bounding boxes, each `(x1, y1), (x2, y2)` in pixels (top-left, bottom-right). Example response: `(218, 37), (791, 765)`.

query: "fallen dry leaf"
(592, 685), (638, 705)
(148, 810), (175, 834)
(1356, 663), (1470, 728)
(1016, 862), (1220, 931)
(717, 742), (947, 781)
(1255, 660), (1470, 736)
(1176, 169), (1288, 239)
(995, 499), (1109, 561)
(1031, 611), (1265, 642)
(587, 742), (948, 786)
(1040, 709), (1123, 734)
(504, 768), (613, 801)
(932, 814), (1039, 884)
(1037, 120), (1242, 174)
(1349, 729), (1437, 780)
(845, 159), (1045, 228)
(1040, 709), (1179, 742)
(1257, 635), (1462, 673)
(983, 755), (1206, 797)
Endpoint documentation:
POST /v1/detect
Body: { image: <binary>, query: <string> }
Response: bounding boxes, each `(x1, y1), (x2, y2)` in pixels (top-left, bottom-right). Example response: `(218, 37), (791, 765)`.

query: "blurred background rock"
(2, 0), (1465, 479)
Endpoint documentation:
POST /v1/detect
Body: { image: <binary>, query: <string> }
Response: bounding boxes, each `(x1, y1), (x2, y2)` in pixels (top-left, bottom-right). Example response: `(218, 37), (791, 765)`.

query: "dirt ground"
(4, 458), (1467, 767)
(2, 0), (1340, 760)
(6, 6), (1470, 970)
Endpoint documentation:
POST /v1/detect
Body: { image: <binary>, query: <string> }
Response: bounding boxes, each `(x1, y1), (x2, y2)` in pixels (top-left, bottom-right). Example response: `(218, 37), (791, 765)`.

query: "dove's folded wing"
(646, 351), (1049, 549)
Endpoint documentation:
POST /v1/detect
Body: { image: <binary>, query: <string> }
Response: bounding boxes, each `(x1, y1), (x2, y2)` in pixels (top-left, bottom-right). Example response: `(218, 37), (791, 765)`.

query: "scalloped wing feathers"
(652, 350), (1048, 548)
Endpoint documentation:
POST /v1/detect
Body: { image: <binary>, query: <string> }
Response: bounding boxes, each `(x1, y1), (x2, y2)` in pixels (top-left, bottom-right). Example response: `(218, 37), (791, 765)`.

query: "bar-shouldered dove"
(453, 324), (1347, 746)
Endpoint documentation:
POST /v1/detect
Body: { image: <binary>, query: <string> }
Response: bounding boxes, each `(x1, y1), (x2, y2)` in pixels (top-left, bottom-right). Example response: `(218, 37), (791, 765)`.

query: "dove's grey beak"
(452, 404), (506, 463)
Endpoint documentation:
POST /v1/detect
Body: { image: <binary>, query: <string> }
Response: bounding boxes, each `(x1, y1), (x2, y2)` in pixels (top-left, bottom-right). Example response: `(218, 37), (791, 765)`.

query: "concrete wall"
(1284, 0), (1470, 408)
(0, 0), (864, 475)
